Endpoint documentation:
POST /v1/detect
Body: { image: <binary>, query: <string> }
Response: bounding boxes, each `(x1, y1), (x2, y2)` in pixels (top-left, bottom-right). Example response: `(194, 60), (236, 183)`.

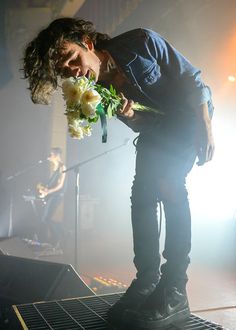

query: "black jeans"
(40, 193), (64, 245)
(130, 115), (197, 291)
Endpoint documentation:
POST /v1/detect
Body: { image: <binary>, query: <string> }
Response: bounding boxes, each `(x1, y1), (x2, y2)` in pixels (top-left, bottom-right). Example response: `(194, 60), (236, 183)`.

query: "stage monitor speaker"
(0, 237), (34, 259)
(0, 254), (94, 307)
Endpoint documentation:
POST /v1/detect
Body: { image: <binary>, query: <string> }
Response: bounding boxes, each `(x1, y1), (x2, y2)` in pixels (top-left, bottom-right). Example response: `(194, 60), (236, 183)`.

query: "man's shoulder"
(112, 28), (158, 41)
(105, 28), (161, 55)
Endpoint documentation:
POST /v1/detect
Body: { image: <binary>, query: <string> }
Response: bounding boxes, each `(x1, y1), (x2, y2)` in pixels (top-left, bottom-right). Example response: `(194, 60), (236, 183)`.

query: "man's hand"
(117, 93), (135, 118)
(195, 103), (215, 166)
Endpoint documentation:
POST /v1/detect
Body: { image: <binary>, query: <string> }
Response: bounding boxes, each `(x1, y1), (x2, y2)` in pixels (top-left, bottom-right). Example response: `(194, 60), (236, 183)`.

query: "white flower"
(64, 85), (83, 106)
(66, 108), (82, 121)
(62, 78), (74, 94)
(75, 76), (90, 89)
(62, 77), (91, 107)
(83, 125), (92, 137)
(80, 89), (101, 118)
(81, 102), (97, 118)
(61, 76), (161, 141)
(68, 119), (84, 139)
(81, 89), (101, 106)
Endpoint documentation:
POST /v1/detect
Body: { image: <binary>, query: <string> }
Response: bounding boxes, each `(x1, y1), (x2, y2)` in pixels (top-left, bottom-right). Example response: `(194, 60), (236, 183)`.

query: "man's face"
(56, 40), (101, 81)
(47, 152), (59, 163)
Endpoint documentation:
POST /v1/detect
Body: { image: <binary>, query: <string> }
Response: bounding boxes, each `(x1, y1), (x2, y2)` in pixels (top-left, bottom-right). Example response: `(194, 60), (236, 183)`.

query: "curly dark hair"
(23, 17), (110, 105)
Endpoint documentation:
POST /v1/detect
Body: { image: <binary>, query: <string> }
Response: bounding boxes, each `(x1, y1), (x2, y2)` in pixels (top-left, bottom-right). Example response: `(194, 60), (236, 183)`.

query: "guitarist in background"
(37, 147), (66, 251)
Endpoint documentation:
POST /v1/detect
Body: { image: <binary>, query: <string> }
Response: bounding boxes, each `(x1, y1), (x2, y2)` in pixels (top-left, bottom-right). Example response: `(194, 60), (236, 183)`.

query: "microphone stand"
(64, 139), (130, 271)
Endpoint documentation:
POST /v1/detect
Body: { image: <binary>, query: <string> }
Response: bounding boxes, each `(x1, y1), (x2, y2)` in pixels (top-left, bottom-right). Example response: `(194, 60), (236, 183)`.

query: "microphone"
(38, 159), (47, 164)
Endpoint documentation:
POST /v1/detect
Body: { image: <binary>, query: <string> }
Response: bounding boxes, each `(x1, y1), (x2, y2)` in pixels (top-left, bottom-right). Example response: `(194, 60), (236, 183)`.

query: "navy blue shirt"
(103, 28), (213, 119)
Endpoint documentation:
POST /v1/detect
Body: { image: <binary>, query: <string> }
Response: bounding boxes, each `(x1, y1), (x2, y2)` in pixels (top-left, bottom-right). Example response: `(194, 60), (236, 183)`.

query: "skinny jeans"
(130, 113), (197, 291)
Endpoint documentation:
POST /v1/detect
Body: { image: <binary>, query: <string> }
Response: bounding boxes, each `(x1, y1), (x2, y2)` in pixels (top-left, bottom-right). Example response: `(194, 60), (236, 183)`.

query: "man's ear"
(84, 38), (94, 51)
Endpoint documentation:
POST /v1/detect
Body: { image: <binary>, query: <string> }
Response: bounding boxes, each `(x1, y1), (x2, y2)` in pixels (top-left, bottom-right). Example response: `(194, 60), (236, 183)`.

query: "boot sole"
(124, 307), (190, 329)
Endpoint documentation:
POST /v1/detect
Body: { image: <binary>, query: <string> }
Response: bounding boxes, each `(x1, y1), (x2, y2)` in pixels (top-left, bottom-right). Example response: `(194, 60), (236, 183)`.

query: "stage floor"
(31, 240), (236, 329)
(2, 236), (235, 329)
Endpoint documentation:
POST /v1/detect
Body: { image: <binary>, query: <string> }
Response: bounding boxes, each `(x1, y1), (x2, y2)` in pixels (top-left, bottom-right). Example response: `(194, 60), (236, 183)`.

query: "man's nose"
(66, 63), (81, 77)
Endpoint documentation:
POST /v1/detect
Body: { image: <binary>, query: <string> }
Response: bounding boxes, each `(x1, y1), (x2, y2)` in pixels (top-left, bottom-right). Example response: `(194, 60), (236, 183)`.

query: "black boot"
(107, 279), (157, 324)
(123, 286), (190, 329)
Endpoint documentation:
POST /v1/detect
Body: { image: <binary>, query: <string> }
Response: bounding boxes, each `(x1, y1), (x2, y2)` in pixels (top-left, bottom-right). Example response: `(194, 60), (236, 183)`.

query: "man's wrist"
(129, 111), (140, 121)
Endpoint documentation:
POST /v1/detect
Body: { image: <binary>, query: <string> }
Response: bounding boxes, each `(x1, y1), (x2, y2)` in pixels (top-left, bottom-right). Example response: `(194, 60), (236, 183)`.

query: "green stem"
(133, 102), (164, 115)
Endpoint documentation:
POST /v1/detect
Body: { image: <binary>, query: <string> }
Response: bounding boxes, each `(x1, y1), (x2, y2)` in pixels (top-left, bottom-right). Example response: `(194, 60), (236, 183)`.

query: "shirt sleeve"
(186, 84), (214, 118)
(187, 84), (212, 107)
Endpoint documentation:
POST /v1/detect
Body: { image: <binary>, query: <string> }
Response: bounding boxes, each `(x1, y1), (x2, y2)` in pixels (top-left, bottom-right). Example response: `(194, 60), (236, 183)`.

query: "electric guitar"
(22, 183), (48, 205)
(36, 183), (48, 200)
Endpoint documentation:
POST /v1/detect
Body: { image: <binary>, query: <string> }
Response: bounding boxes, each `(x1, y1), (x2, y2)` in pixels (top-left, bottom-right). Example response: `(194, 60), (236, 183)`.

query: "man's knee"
(157, 178), (188, 204)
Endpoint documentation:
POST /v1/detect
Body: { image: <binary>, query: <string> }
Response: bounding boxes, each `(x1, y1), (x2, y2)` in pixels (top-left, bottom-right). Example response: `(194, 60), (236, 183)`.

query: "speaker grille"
(12, 293), (226, 329)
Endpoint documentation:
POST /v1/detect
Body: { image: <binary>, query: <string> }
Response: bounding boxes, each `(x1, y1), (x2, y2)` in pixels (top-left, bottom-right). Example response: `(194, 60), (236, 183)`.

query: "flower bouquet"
(61, 76), (162, 142)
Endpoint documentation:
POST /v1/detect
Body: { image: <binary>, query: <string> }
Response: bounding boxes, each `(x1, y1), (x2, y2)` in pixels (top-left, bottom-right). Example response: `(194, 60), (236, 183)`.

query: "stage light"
(187, 115), (236, 223)
(228, 75), (236, 82)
